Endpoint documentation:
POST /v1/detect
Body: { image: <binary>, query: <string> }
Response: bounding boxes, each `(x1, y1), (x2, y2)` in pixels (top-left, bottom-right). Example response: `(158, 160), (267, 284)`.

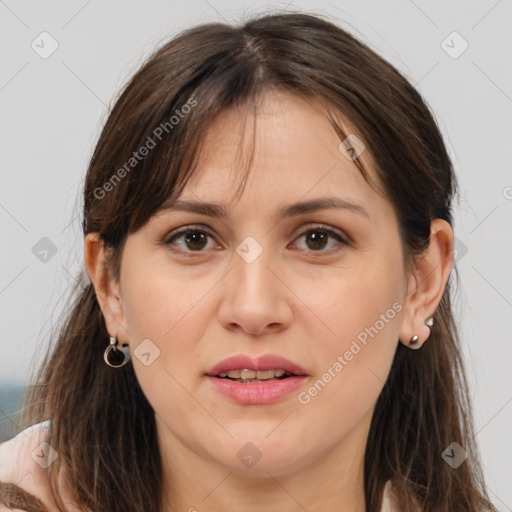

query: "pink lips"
(206, 375), (308, 405)
(205, 354), (309, 405)
(206, 354), (308, 377)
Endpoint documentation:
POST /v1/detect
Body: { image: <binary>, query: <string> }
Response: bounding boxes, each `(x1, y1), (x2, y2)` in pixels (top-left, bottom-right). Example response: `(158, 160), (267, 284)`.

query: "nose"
(217, 245), (293, 336)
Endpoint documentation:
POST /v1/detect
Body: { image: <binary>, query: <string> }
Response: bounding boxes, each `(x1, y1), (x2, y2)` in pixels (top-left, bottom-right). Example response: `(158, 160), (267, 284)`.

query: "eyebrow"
(158, 196), (370, 220)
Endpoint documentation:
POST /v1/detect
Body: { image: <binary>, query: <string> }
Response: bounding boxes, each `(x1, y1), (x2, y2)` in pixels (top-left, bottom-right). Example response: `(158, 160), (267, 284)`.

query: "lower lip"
(205, 376), (308, 405)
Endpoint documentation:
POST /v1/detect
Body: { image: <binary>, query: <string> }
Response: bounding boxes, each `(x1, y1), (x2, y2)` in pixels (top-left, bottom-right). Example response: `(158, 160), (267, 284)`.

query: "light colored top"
(0, 422), (401, 511)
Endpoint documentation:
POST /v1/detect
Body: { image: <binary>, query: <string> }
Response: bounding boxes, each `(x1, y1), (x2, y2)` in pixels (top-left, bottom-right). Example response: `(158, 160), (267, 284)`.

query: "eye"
(162, 223), (350, 257)
(163, 225), (218, 255)
(290, 224), (349, 255)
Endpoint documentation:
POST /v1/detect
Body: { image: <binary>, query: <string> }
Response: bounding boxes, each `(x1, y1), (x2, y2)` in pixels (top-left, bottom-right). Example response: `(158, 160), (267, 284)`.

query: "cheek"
(120, 261), (212, 417)
(295, 311), (399, 448)
(120, 252), (209, 341)
(119, 253), (218, 395)
(297, 251), (403, 412)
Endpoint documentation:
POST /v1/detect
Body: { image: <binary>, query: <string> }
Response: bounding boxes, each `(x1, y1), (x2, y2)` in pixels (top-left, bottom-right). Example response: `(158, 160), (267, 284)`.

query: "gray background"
(1, 0), (511, 509)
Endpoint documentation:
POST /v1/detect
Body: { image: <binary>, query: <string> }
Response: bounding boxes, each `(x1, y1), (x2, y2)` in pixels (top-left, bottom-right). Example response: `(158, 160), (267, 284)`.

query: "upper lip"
(206, 354), (308, 376)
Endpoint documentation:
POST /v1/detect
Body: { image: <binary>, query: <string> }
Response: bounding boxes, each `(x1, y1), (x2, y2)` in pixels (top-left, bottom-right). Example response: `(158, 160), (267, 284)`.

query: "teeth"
(218, 369), (290, 380)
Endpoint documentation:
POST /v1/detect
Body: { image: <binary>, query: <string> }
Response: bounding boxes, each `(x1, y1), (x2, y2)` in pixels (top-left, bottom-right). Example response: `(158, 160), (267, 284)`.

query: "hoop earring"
(104, 336), (131, 368)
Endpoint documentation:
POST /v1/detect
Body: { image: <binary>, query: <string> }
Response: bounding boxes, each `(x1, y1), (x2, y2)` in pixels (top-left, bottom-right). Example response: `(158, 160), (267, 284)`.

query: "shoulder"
(381, 480), (421, 512)
(0, 421), (60, 512)
(381, 480), (398, 511)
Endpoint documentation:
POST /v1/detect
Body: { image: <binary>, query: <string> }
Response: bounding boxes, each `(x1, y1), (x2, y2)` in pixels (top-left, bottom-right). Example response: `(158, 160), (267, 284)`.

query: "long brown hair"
(4, 10), (497, 512)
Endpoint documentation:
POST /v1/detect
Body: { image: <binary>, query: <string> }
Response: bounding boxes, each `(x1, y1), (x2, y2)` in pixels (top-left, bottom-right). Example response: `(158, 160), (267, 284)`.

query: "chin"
(209, 435), (311, 477)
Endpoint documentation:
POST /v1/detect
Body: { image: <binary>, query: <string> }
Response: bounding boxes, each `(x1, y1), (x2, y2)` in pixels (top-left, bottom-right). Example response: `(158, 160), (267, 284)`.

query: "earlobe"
(84, 233), (128, 342)
(399, 219), (454, 349)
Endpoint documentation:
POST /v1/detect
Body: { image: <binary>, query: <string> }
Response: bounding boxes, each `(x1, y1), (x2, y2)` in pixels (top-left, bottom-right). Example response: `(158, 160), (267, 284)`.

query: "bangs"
(122, 84), (385, 240)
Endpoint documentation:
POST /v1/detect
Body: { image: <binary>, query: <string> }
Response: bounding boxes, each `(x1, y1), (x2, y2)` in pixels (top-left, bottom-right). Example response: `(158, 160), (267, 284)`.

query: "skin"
(85, 91), (454, 512)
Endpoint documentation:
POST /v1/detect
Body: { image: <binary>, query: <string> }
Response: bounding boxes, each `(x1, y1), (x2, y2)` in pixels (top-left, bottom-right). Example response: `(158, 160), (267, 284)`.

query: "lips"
(206, 354), (308, 377)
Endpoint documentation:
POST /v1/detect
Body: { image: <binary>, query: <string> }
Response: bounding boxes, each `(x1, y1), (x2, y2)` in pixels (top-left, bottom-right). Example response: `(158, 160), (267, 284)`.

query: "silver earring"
(104, 336), (131, 368)
(408, 335), (422, 350)
(425, 316), (434, 327)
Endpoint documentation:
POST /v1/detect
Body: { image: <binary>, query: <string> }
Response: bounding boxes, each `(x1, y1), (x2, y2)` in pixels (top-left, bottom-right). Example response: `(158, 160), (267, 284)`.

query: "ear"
(84, 233), (130, 344)
(399, 219), (454, 348)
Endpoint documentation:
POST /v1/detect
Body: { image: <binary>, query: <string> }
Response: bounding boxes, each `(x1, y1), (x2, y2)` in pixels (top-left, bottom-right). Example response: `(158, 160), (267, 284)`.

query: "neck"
(157, 412), (371, 512)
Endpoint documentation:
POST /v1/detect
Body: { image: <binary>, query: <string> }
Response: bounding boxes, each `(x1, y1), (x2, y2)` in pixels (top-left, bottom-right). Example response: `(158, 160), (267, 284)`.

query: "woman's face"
(108, 92), (411, 477)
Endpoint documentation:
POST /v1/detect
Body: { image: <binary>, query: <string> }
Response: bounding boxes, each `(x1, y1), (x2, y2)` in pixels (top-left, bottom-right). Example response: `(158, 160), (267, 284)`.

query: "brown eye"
(181, 231), (209, 251)
(165, 227), (216, 253)
(292, 226), (349, 254)
(304, 231), (329, 250)
(163, 223), (349, 258)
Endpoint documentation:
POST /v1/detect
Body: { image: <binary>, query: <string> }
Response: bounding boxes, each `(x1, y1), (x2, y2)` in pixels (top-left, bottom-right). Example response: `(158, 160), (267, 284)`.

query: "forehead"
(179, 91), (385, 213)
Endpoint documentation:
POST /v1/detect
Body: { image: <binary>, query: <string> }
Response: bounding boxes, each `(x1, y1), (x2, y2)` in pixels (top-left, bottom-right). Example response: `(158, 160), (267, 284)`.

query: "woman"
(0, 11), (498, 512)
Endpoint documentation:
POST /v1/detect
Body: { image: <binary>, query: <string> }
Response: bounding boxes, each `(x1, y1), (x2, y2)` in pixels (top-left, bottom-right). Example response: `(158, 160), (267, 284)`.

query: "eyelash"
(162, 223), (350, 258)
